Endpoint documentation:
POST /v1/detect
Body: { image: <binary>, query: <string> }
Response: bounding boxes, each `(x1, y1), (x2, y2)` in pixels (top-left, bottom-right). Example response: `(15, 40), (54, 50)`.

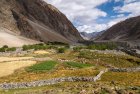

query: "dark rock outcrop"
(0, 0), (83, 44)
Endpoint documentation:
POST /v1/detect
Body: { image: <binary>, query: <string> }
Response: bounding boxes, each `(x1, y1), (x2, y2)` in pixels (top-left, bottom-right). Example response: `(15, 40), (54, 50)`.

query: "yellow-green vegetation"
(22, 43), (51, 51)
(87, 43), (117, 50)
(78, 50), (140, 68)
(0, 68), (99, 83)
(0, 82), (105, 94)
(26, 61), (57, 72)
(100, 72), (140, 86)
(0, 82), (139, 94)
(57, 47), (67, 53)
(0, 45), (16, 52)
(64, 62), (94, 68)
(0, 43), (140, 93)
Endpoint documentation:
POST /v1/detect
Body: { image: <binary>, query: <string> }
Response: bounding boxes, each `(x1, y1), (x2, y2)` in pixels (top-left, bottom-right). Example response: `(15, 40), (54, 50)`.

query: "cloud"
(45, 0), (140, 33)
(77, 24), (108, 33)
(45, 0), (108, 33)
(114, 0), (121, 2)
(114, 1), (140, 16)
(120, 2), (140, 17)
(124, 0), (138, 4)
(46, 0), (107, 23)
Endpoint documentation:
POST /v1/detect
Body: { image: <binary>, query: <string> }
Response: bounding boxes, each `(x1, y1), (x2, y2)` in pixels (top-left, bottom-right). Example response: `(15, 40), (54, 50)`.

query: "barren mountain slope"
(0, 27), (39, 47)
(0, 0), (83, 46)
(96, 16), (140, 43)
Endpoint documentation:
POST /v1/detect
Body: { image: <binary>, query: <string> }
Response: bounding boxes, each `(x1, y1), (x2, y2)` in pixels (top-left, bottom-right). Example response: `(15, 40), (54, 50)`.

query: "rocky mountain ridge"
(0, 0), (83, 47)
(96, 16), (140, 46)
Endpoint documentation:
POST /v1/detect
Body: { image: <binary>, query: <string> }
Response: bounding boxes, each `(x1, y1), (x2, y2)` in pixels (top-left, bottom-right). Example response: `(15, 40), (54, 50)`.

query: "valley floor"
(0, 48), (139, 94)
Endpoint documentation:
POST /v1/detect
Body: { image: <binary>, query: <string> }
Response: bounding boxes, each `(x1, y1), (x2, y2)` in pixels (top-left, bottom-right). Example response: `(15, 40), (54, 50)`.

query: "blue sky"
(46, 0), (140, 33)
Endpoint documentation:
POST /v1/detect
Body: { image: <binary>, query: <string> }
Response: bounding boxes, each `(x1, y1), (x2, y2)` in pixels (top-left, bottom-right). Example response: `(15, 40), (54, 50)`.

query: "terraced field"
(0, 46), (139, 94)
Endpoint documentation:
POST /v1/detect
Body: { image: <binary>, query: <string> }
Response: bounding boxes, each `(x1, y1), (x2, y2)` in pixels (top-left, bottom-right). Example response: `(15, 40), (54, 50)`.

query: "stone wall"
(0, 70), (107, 90)
(0, 50), (34, 57)
(109, 67), (140, 72)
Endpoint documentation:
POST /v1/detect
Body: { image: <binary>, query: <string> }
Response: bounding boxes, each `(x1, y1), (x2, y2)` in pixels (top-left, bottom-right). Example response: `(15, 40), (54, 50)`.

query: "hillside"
(0, 27), (39, 47)
(96, 16), (140, 45)
(0, 0), (83, 47)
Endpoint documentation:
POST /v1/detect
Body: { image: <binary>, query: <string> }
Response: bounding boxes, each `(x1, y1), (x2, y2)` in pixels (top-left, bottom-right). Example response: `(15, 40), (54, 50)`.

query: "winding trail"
(0, 69), (108, 90)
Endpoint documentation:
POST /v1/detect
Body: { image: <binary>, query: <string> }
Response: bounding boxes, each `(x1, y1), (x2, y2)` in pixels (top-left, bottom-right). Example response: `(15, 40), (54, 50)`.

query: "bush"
(47, 42), (69, 46)
(65, 45), (70, 49)
(78, 51), (92, 59)
(2, 45), (8, 49)
(87, 43), (117, 50)
(73, 46), (84, 52)
(22, 44), (50, 51)
(6, 47), (16, 52)
(58, 48), (66, 53)
(0, 48), (6, 52)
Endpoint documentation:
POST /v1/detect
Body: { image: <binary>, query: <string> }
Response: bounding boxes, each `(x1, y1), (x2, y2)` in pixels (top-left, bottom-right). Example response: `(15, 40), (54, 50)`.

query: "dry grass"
(100, 72), (140, 86)
(0, 61), (36, 77)
(0, 68), (99, 83)
(34, 50), (50, 55)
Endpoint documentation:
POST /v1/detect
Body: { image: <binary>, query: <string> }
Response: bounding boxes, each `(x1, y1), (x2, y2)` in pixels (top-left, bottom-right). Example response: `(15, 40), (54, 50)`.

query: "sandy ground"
(34, 50), (50, 55)
(0, 61), (36, 77)
(0, 27), (39, 47)
(0, 57), (34, 62)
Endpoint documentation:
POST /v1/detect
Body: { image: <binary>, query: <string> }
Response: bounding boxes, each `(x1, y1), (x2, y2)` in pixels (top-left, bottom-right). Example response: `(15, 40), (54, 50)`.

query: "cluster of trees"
(73, 46), (85, 52)
(22, 43), (69, 53)
(72, 43), (117, 52)
(0, 45), (16, 52)
(87, 43), (117, 50)
(22, 44), (51, 51)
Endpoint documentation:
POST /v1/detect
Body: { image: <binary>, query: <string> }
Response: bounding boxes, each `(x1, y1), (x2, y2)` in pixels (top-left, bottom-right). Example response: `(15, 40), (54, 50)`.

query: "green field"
(0, 44), (140, 94)
(26, 61), (57, 72)
(64, 61), (94, 68)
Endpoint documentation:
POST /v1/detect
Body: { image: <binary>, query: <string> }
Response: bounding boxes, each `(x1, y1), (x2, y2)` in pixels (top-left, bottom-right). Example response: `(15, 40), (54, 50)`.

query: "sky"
(45, 0), (140, 33)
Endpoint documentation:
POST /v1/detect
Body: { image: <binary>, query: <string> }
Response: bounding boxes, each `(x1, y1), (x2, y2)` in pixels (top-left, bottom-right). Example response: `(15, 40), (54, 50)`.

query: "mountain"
(80, 31), (105, 40)
(96, 16), (140, 45)
(90, 30), (105, 40)
(0, 0), (83, 47)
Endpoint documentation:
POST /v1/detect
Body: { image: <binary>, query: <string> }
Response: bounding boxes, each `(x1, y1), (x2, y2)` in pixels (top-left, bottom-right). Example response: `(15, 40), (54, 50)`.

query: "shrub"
(2, 45), (8, 49)
(47, 42), (69, 46)
(78, 51), (92, 59)
(58, 48), (66, 53)
(65, 45), (70, 49)
(73, 46), (84, 52)
(6, 47), (16, 52)
(22, 44), (50, 51)
(0, 48), (5, 52)
(87, 43), (117, 50)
